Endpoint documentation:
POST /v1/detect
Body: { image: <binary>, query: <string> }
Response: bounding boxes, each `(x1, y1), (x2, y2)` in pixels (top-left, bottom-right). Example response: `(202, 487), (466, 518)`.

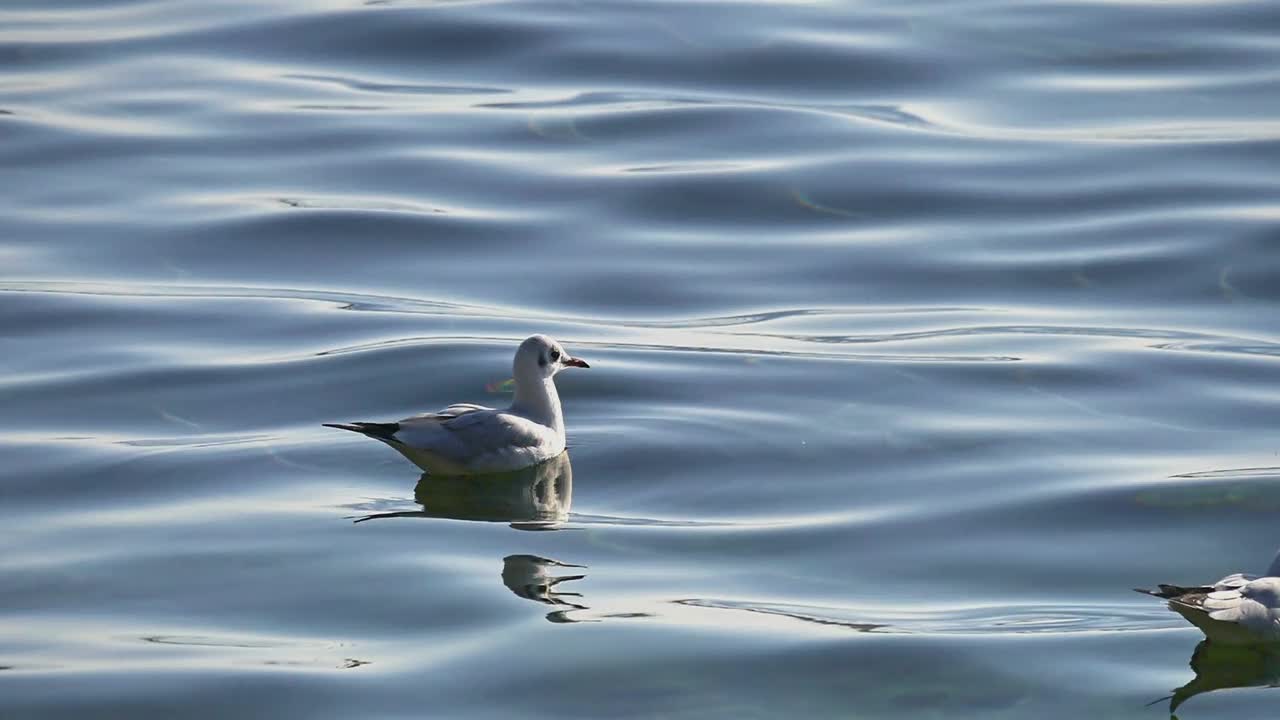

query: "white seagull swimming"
(1136, 548), (1280, 644)
(325, 335), (588, 476)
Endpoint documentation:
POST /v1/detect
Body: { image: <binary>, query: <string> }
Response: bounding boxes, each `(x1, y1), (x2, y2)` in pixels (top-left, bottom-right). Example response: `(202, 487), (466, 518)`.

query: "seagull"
(325, 335), (589, 475)
(1136, 548), (1280, 644)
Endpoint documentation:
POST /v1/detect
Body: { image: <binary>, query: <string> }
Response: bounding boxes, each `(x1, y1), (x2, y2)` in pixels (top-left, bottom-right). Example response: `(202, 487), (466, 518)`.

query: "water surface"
(3, 0), (1280, 717)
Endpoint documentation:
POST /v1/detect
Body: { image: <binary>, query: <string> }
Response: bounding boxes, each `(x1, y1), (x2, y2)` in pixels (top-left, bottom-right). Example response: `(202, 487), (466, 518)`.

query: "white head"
(513, 335), (589, 384)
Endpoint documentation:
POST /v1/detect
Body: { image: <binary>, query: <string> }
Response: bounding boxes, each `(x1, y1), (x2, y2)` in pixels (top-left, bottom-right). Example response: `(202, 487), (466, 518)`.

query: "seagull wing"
(1214, 572), (1258, 591)
(324, 403), (492, 446)
(406, 403), (492, 421)
(1169, 578), (1280, 642)
(1203, 588), (1249, 623)
(1133, 570), (1257, 599)
(395, 407), (550, 467)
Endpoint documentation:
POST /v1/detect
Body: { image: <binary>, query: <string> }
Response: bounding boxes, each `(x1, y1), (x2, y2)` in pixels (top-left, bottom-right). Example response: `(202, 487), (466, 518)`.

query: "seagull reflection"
(352, 452), (594, 622)
(502, 554), (590, 623)
(1155, 640), (1280, 715)
(354, 450), (572, 530)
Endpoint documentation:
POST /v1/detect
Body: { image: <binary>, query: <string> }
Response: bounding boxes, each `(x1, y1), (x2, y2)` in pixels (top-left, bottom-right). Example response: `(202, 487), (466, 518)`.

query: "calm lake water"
(4, 0), (1280, 717)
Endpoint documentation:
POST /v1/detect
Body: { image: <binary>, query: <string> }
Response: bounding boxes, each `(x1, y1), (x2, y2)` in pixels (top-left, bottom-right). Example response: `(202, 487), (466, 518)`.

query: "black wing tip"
(323, 421), (400, 441)
(1134, 584), (1215, 599)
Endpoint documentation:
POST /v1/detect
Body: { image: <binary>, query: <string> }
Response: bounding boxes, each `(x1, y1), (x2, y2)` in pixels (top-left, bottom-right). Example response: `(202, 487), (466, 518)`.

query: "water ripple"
(674, 598), (1176, 637)
(283, 72), (510, 96)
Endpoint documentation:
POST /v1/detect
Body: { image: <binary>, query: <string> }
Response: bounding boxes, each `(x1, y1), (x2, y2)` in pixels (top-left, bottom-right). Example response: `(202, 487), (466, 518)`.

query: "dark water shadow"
(352, 452), (601, 622)
(353, 451), (572, 530)
(1155, 641), (1280, 715)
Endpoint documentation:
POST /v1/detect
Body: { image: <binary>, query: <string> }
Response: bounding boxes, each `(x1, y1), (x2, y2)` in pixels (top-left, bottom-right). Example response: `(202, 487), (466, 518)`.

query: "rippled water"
(4, 0), (1280, 717)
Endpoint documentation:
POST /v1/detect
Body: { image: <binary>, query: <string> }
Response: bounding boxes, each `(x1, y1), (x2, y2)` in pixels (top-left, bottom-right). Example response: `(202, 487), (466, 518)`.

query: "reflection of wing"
(352, 451), (572, 528)
(1167, 640), (1280, 712)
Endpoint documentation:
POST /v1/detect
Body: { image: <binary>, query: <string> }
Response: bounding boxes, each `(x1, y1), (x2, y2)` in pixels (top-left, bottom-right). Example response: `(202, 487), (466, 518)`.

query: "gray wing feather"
(1215, 572), (1257, 591)
(1204, 589), (1247, 622)
(440, 411), (546, 451)
(406, 403), (492, 421)
(395, 407), (547, 464)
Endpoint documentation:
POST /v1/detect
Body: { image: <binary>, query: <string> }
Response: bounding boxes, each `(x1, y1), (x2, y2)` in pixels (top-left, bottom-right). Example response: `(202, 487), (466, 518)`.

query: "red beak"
(563, 357), (590, 368)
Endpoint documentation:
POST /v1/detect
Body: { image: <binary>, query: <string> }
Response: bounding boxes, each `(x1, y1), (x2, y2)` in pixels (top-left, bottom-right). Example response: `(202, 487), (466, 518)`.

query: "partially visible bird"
(325, 335), (589, 475)
(1136, 548), (1280, 644)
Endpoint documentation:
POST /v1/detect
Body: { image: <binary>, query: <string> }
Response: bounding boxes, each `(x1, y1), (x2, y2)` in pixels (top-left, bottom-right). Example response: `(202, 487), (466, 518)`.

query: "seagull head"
(515, 335), (589, 382)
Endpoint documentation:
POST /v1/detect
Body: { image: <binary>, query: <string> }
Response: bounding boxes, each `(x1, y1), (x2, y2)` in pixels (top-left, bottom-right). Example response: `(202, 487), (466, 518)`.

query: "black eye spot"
(538, 353), (547, 368)
(549, 348), (561, 362)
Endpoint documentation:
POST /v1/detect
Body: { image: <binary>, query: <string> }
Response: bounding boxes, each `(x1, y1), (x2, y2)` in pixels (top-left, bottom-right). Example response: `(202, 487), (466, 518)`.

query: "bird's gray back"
(396, 407), (560, 471)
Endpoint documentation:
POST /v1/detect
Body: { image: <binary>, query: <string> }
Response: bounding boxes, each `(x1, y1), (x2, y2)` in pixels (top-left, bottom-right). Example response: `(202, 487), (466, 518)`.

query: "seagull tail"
(1133, 584), (1214, 599)
(323, 422), (401, 442)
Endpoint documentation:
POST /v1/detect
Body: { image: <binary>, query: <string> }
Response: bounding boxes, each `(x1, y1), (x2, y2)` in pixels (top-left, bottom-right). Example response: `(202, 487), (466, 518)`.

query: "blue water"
(4, 0), (1280, 717)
